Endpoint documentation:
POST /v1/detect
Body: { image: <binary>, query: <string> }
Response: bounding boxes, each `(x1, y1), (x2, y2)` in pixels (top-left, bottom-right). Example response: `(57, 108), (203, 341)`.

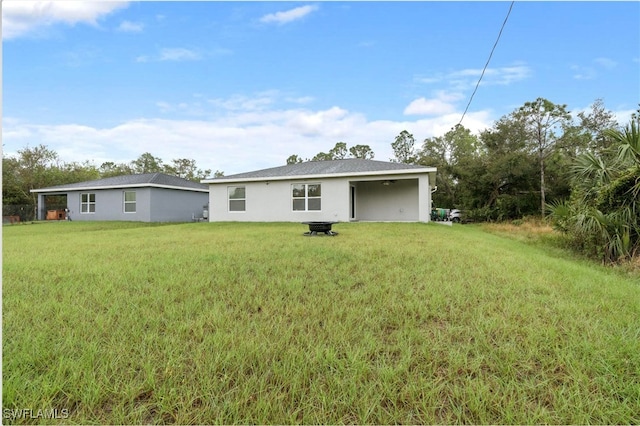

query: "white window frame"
(80, 193), (96, 214)
(292, 183), (321, 212)
(228, 186), (246, 212)
(124, 191), (136, 213)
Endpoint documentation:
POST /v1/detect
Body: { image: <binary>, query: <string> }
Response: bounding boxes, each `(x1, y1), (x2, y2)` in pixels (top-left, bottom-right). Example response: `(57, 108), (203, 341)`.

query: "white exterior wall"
(209, 178), (350, 222)
(208, 172), (433, 223)
(418, 174), (432, 222)
(354, 179), (419, 221)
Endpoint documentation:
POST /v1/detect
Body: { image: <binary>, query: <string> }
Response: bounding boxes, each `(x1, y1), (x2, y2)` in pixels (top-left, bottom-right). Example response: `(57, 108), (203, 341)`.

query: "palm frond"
(546, 199), (572, 233)
(571, 152), (612, 188)
(605, 121), (640, 166)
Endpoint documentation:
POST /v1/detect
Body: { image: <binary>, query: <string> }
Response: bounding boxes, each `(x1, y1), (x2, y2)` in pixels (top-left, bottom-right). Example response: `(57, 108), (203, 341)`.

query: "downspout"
(430, 185), (438, 209)
(428, 185), (438, 222)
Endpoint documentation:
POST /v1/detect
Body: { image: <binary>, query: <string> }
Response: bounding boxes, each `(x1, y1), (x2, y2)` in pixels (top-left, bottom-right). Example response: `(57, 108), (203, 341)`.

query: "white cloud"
(138, 47), (227, 63)
(414, 76), (443, 84)
(3, 95), (495, 175)
(2, 1), (129, 39)
(285, 107), (351, 137)
(155, 91), (312, 120)
(117, 20), (143, 33)
(572, 58), (618, 80)
(594, 57), (617, 69)
(612, 109), (636, 125)
(449, 65), (531, 88)
(416, 64), (531, 91)
(260, 5), (318, 25)
(156, 101), (173, 113)
(285, 96), (315, 105)
(404, 98), (453, 116)
(404, 91), (464, 116)
(159, 48), (201, 62)
(208, 93), (275, 112)
(571, 65), (596, 80)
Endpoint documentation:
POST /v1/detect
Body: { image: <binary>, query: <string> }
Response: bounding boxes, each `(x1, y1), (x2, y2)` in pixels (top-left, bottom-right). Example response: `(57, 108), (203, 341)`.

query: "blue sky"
(3, 1), (639, 175)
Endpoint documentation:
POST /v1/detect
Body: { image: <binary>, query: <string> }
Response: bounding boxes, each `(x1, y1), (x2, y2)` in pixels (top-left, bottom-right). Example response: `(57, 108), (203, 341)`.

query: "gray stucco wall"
(64, 187), (207, 222)
(65, 188), (150, 221)
(149, 188), (208, 222)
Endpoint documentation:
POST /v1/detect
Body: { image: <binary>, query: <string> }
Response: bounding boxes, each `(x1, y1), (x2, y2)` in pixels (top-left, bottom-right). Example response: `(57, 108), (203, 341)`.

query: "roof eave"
(31, 183), (208, 193)
(202, 167), (437, 184)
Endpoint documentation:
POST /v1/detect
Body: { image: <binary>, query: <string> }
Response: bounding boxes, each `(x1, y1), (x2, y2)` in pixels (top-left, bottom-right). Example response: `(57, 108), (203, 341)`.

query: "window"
(228, 186), (246, 212)
(292, 183), (321, 211)
(80, 193), (96, 213)
(124, 191), (136, 213)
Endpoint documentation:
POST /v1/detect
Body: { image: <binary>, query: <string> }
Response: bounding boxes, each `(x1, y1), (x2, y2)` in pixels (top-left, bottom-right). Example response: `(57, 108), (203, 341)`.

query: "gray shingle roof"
(32, 173), (208, 192)
(207, 159), (433, 181)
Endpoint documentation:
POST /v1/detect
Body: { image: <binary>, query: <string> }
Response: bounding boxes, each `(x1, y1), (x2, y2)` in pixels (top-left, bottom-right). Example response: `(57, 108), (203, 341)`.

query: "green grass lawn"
(3, 221), (639, 424)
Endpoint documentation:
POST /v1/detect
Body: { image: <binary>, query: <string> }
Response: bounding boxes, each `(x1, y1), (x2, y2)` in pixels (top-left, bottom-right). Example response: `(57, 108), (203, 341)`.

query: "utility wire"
(458, 1), (515, 126)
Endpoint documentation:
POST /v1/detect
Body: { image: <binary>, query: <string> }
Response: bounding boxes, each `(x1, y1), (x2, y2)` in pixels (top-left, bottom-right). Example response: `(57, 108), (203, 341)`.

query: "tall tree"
(9, 145), (60, 206)
(131, 152), (164, 174)
(418, 134), (454, 207)
(286, 154), (303, 165)
(513, 98), (572, 217)
(349, 144), (375, 159)
(164, 158), (212, 182)
(391, 130), (416, 163)
(312, 142), (349, 161)
(328, 142), (348, 160)
(288, 143), (376, 163)
(2, 145), (101, 218)
(447, 125), (482, 208)
(99, 161), (134, 178)
(59, 161), (100, 184)
(576, 98), (618, 154)
(470, 116), (539, 220)
(311, 151), (333, 161)
(2, 156), (24, 205)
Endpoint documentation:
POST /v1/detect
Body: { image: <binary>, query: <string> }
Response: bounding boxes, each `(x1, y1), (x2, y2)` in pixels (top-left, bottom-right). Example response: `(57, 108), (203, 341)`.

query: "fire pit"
(302, 221), (338, 236)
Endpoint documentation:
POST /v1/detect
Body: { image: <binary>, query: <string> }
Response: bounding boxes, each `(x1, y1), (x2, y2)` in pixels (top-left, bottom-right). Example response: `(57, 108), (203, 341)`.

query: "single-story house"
(201, 159), (437, 222)
(31, 173), (209, 222)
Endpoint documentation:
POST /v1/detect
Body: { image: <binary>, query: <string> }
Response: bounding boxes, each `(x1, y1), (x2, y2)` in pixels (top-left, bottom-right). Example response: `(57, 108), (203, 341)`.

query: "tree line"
(286, 142), (375, 164)
(289, 97), (638, 262)
(4, 97), (638, 261)
(2, 149), (220, 209)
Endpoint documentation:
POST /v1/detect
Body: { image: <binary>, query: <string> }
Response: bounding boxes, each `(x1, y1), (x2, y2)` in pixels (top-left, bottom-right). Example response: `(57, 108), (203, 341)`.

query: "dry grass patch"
(482, 218), (640, 278)
(482, 218), (556, 240)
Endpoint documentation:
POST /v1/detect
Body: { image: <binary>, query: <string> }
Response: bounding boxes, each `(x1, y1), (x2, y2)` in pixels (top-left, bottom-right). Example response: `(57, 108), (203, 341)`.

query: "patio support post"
(37, 193), (45, 220)
(418, 175), (431, 223)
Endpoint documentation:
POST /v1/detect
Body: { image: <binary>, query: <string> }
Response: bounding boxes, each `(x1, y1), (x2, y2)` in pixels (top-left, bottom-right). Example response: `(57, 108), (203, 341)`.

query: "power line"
(458, 1), (515, 126)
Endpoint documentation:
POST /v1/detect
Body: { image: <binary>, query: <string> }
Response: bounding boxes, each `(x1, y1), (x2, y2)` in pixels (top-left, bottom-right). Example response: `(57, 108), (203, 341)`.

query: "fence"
(3, 205), (36, 223)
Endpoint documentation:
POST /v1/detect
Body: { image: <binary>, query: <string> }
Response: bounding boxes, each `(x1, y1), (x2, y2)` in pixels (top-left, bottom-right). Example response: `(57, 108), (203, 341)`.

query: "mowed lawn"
(2, 221), (639, 424)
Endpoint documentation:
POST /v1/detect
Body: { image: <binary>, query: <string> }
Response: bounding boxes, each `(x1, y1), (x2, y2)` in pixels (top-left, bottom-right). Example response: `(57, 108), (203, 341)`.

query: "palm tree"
(548, 120), (639, 262)
(607, 119), (640, 165)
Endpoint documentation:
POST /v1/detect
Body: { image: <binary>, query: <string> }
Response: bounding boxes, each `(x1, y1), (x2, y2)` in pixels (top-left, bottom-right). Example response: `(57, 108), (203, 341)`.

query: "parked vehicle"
(449, 209), (462, 223)
(431, 208), (464, 223)
(431, 208), (450, 221)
